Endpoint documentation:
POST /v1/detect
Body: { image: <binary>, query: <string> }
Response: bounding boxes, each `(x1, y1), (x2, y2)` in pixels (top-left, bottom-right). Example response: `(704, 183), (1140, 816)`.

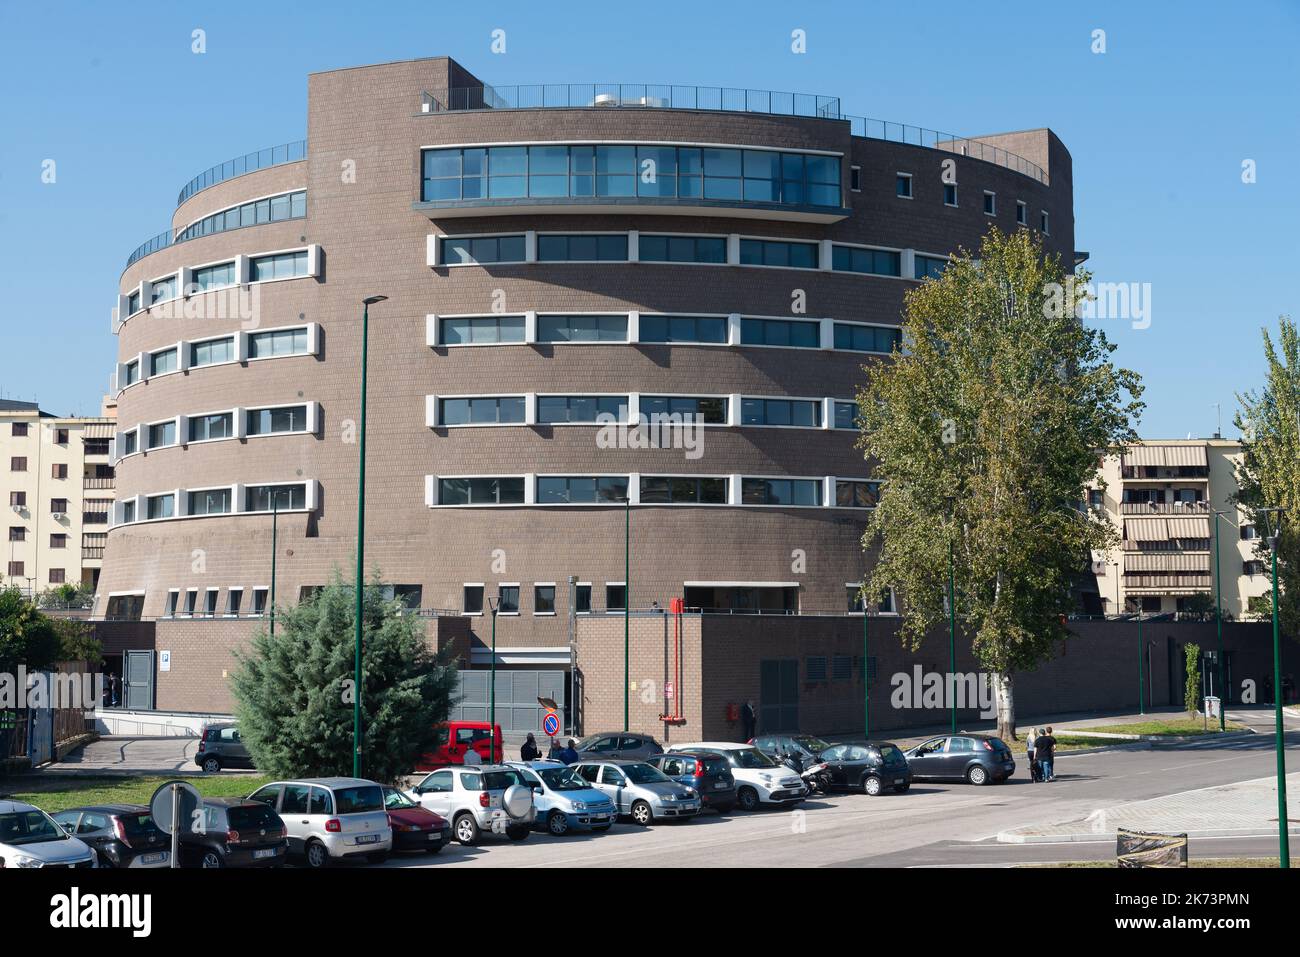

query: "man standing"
(741, 700), (757, 741)
(1035, 726), (1058, 782)
(1025, 727), (1038, 782)
(557, 739), (580, 765)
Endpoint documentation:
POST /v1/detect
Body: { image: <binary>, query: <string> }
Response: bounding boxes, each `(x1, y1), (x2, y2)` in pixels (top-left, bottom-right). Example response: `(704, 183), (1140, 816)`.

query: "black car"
(818, 742), (912, 795)
(51, 804), (171, 868)
(180, 798), (288, 868)
(751, 733), (832, 770)
(194, 721), (253, 772)
(647, 751), (737, 813)
(904, 734), (1016, 785)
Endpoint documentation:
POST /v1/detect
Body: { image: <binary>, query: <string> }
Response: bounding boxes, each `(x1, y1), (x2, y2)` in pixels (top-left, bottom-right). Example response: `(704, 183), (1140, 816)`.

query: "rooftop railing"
(421, 83), (1047, 184)
(176, 139), (306, 206)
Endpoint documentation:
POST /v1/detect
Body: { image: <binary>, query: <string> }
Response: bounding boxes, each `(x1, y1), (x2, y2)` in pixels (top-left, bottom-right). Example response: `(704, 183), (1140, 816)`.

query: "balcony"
(1120, 501), (1209, 514)
(83, 476), (115, 491)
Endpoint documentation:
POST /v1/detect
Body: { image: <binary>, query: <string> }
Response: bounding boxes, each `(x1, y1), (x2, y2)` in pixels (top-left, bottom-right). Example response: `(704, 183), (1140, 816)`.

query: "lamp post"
(269, 500), (278, 637)
(1137, 604), (1145, 715)
(1207, 507), (1230, 731)
(353, 294), (387, 778)
(862, 589), (871, 739)
(623, 493), (631, 734)
(488, 596), (499, 763)
(1260, 507), (1290, 868)
(944, 496), (957, 734)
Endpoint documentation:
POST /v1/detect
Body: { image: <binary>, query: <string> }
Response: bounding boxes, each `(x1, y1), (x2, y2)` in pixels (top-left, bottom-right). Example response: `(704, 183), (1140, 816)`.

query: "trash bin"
(1204, 695), (1220, 719)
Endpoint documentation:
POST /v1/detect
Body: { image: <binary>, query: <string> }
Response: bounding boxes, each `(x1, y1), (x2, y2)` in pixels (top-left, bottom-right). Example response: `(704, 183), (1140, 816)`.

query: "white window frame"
(895, 172), (913, 200)
(461, 582), (486, 617)
(532, 582), (558, 616)
(983, 190), (996, 216)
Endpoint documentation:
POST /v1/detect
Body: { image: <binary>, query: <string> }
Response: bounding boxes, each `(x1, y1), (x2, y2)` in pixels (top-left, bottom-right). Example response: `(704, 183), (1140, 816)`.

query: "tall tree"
(230, 571), (459, 781)
(857, 228), (1143, 740)
(0, 587), (62, 672)
(1234, 316), (1299, 636)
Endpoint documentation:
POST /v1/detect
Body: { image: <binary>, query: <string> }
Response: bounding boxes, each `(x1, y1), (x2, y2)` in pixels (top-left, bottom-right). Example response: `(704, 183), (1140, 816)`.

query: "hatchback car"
(668, 742), (806, 811)
(247, 778), (392, 867)
(0, 799), (96, 869)
(381, 786), (451, 854)
(572, 759), (700, 825)
(179, 798), (287, 868)
(52, 804), (170, 867)
(407, 764), (536, 845)
(194, 721), (253, 772)
(507, 760), (617, 835)
(647, 751), (736, 813)
(905, 734), (1016, 785)
(818, 742), (913, 795)
(573, 732), (663, 761)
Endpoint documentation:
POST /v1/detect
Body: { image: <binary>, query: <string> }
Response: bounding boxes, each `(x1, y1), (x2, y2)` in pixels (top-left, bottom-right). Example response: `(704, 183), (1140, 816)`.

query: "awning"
(1122, 444), (1207, 468)
(1167, 516), (1210, 538)
(1126, 518), (1169, 541)
(1125, 553), (1210, 573)
(81, 422), (116, 439)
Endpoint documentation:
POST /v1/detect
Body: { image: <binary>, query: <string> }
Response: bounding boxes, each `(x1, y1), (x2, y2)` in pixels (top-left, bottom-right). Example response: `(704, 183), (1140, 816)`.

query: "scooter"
(780, 752), (831, 794)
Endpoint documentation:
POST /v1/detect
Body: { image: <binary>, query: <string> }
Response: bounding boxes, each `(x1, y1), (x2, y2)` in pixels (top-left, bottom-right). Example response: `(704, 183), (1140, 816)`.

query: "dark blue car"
(646, 751), (736, 814)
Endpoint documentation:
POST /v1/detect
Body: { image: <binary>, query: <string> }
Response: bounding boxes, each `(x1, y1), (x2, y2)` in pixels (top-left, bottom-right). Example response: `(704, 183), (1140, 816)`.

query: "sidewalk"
(998, 772), (1300, 843)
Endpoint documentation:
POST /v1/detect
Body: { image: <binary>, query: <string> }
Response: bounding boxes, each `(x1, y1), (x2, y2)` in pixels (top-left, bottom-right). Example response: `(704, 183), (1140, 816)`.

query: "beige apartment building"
(1088, 438), (1269, 619)
(1, 399), (116, 597)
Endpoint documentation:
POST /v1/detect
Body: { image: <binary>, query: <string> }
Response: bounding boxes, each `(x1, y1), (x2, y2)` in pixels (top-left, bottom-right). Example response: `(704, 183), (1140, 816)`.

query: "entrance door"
(123, 650), (155, 710)
(758, 659), (798, 732)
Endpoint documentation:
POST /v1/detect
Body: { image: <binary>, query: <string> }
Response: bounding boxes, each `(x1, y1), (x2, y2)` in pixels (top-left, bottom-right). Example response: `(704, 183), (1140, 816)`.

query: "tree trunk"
(993, 671), (1017, 741)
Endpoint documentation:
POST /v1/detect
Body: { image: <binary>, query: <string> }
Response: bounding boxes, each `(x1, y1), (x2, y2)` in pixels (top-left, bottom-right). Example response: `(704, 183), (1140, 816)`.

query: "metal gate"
(759, 659), (799, 732)
(123, 650), (156, 711)
(453, 670), (567, 734)
(27, 673), (54, 765)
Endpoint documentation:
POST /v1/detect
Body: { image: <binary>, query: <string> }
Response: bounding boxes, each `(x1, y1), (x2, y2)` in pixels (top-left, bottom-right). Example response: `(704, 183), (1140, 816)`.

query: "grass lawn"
(1071, 718), (1247, 737)
(1, 774), (275, 814)
(1024, 857), (1280, 868)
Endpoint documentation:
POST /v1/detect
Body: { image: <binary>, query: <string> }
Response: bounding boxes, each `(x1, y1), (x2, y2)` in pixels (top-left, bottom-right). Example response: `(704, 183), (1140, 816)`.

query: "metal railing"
(125, 228), (174, 268)
(176, 139), (306, 206)
(421, 83), (1047, 184)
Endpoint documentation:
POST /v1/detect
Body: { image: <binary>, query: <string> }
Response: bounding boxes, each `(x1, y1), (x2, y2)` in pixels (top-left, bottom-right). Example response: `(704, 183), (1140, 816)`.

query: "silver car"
(572, 759), (701, 826)
(407, 764), (536, 845)
(247, 777), (391, 868)
(0, 799), (97, 869)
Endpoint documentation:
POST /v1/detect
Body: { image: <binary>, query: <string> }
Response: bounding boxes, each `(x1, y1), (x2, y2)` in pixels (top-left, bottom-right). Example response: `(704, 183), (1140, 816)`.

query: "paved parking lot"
(48, 736), (257, 776)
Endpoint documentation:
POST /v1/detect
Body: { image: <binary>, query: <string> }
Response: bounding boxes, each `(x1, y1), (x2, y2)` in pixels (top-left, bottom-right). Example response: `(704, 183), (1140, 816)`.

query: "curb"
(998, 824), (1300, 845)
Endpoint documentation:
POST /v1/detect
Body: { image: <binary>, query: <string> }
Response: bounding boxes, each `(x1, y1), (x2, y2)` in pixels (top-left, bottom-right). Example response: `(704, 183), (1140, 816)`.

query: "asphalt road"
(378, 725), (1300, 869)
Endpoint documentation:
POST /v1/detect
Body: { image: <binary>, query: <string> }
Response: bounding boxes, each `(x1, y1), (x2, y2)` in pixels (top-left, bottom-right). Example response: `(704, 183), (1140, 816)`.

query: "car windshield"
(702, 758), (730, 776)
(623, 763), (671, 784)
(0, 809), (67, 846)
(482, 770), (527, 791)
(118, 813), (161, 836)
(877, 745), (905, 762)
(225, 804), (281, 830)
(793, 736), (830, 753)
(728, 748), (777, 769)
(335, 786), (383, 813)
(538, 768), (588, 791)
(383, 788), (417, 809)
(574, 735), (604, 750)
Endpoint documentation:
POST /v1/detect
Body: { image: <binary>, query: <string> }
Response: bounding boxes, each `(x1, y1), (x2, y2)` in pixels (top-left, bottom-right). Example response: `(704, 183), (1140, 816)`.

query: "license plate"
(894, 778), (905, 785)
(428, 832), (441, 841)
(141, 852), (166, 864)
(356, 833), (381, 845)
(253, 848), (277, 859)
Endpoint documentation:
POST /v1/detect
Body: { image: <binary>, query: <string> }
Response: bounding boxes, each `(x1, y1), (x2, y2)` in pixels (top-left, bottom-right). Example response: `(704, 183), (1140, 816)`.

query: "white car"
(406, 764), (536, 845)
(246, 777), (392, 868)
(0, 799), (97, 869)
(667, 742), (806, 811)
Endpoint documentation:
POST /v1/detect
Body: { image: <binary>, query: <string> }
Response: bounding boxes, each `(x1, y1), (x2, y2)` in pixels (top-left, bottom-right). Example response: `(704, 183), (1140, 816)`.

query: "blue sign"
(542, 712), (560, 736)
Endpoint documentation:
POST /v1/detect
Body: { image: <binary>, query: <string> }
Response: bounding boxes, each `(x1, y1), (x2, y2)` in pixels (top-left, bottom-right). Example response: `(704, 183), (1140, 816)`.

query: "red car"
(415, 721), (504, 771)
(381, 786), (450, 853)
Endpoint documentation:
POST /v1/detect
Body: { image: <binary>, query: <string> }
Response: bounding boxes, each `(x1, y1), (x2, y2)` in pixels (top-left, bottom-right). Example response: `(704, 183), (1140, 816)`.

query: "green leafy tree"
(0, 587), (62, 672)
(1234, 316), (1299, 639)
(1184, 643), (1202, 715)
(231, 571), (458, 782)
(858, 228), (1143, 741)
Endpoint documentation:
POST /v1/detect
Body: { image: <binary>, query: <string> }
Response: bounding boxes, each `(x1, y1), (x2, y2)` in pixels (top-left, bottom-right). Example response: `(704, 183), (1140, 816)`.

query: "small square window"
(1016, 201), (1027, 226)
(983, 191), (996, 215)
(463, 584), (484, 615)
(943, 184), (958, 206)
(575, 583), (592, 614)
(605, 583), (627, 612)
(1040, 210), (1050, 234)
(534, 585), (556, 615)
(497, 585), (519, 614)
(849, 166), (861, 191)
(895, 174), (913, 198)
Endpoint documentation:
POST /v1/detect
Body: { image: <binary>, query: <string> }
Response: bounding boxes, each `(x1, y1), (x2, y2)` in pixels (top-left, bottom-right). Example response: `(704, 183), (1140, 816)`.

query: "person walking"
(1035, 726), (1058, 782)
(520, 733), (541, 761)
(741, 700), (757, 741)
(1025, 727), (1038, 783)
(462, 746), (482, 766)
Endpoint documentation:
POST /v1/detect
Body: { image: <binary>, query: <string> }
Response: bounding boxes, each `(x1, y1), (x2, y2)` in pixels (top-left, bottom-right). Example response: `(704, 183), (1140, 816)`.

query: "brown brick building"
(98, 55), (1087, 725)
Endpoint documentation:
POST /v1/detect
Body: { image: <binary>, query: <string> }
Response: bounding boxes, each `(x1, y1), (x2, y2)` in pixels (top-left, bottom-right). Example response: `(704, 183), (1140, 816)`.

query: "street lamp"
(488, 595), (500, 763)
(944, 497), (957, 735)
(1259, 506), (1290, 868)
(862, 587), (871, 738)
(623, 492), (631, 734)
(1207, 507), (1232, 731)
(353, 294), (387, 778)
(269, 500), (278, 637)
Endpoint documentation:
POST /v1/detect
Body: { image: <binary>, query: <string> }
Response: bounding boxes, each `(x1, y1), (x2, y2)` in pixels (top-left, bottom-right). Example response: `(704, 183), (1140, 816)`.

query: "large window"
(738, 239), (818, 269)
(833, 323), (901, 354)
(440, 397), (526, 426)
(831, 246), (901, 277)
(536, 395), (627, 424)
(150, 347), (178, 376)
(191, 261), (236, 292)
(537, 234), (628, 262)
(639, 396), (727, 424)
(914, 255), (948, 280)
(248, 327), (309, 358)
(247, 405), (308, 435)
(188, 488), (232, 515)
(147, 420), (176, 449)
(190, 337), (235, 368)
(177, 190), (306, 242)
(741, 398), (821, 427)
(833, 401), (861, 430)
(639, 476), (728, 504)
(246, 484), (307, 512)
(439, 477), (526, 506)
(638, 315), (728, 344)
(146, 494), (175, 520)
(835, 480), (881, 508)
(126, 290), (141, 315)
(638, 234), (727, 264)
(189, 413), (233, 442)
(421, 145), (840, 208)
(740, 317), (819, 348)
(440, 315), (526, 345)
(123, 360), (140, 387)
(536, 476), (629, 505)
(250, 250), (308, 281)
(536, 314), (627, 343)
(440, 235), (526, 265)
(151, 274), (177, 303)
(741, 478), (823, 506)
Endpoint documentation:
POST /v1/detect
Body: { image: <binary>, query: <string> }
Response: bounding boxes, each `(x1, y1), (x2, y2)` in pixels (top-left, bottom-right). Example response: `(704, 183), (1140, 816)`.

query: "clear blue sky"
(1, 1), (1295, 436)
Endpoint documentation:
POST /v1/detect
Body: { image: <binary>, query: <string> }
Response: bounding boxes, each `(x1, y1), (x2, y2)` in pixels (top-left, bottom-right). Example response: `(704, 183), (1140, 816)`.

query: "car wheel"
(547, 810), (570, 836)
(506, 825), (531, 841)
(861, 774), (883, 796)
(200, 850), (223, 869)
(201, 756), (221, 773)
(737, 787), (760, 812)
(304, 840), (330, 869)
(453, 813), (480, 846)
(967, 764), (990, 786)
(630, 800), (654, 826)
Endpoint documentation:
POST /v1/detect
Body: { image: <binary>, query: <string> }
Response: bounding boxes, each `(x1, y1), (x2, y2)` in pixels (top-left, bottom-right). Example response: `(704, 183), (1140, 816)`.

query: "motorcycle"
(780, 752), (831, 794)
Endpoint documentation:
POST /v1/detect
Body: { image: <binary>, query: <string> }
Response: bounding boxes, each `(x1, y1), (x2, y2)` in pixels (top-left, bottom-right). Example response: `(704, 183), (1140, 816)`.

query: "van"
(415, 721), (504, 771)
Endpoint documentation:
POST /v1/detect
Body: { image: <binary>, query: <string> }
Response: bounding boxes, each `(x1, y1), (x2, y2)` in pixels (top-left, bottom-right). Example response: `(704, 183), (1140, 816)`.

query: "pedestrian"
(547, 737), (562, 759)
(557, 738), (580, 765)
(462, 746), (482, 766)
(1025, 727), (1038, 782)
(1035, 726), (1058, 782)
(520, 732), (540, 761)
(741, 700), (757, 741)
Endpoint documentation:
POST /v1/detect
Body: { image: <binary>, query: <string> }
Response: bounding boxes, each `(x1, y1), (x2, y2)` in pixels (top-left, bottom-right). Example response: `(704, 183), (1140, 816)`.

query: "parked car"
(407, 764), (536, 846)
(647, 751), (736, 813)
(507, 759), (617, 835)
(380, 786), (451, 854)
(246, 778), (392, 867)
(51, 804), (170, 867)
(416, 721), (505, 771)
(572, 759), (701, 825)
(752, 733), (833, 769)
(818, 742), (913, 795)
(668, 742), (806, 811)
(904, 734), (1016, 785)
(0, 799), (96, 868)
(179, 798), (287, 869)
(194, 721), (253, 772)
(573, 732), (663, 761)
